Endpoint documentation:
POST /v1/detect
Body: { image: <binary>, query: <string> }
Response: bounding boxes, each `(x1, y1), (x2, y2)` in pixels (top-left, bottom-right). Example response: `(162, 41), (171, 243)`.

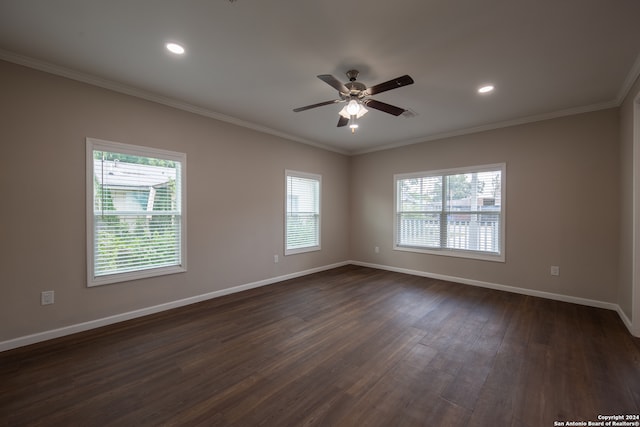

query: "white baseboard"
(0, 261), (350, 352)
(2, 259), (636, 352)
(617, 306), (635, 335)
(350, 261), (637, 335)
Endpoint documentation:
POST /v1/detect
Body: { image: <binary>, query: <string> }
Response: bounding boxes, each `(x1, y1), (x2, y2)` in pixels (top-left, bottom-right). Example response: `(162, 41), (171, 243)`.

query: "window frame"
(86, 137), (187, 287)
(284, 169), (321, 256)
(393, 163), (506, 262)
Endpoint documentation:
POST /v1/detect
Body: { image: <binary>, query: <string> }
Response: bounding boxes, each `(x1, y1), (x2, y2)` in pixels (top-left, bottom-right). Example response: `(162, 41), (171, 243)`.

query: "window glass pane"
(95, 214), (181, 275)
(446, 213), (500, 253)
(445, 171), (502, 212)
(398, 176), (442, 211)
(287, 176), (318, 214)
(478, 170), (502, 211)
(445, 173), (473, 211)
(397, 212), (440, 248)
(286, 214), (319, 249)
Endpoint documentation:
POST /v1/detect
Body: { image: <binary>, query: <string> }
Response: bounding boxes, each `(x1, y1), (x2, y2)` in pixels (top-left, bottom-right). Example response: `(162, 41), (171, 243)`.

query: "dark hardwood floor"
(2, 265), (639, 426)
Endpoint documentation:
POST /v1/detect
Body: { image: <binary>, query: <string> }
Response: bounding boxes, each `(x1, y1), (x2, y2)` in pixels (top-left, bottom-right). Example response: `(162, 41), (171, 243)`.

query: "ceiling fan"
(293, 69), (415, 131)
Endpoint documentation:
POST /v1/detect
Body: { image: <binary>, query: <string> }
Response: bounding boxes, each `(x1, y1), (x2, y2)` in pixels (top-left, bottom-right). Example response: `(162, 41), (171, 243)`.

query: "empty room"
(1, 1), (640, 426)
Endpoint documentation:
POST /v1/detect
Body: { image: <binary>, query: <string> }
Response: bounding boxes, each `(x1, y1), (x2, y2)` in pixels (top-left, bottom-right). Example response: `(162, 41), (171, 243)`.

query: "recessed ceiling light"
(165, 42), (185, 55)
(478, 85), (495, 94)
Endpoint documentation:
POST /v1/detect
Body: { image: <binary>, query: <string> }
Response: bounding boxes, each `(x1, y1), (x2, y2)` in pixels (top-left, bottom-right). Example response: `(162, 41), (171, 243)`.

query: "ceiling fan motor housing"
(344, 70), (366, 99)
(344, 82), (367, 98)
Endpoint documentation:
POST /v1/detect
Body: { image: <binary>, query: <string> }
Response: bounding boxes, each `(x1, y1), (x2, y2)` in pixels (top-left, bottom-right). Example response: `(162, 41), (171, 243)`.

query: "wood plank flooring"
(1, 265), (639, 426)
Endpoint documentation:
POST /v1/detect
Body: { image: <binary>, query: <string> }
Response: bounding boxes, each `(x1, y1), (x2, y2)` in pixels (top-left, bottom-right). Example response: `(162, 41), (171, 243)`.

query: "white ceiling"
(1, 0), (639, 154)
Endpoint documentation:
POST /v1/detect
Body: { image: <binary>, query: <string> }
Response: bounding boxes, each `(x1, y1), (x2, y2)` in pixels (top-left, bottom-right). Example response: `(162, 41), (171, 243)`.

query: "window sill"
(393, 245), (505, 262)
(88, 265), (187, 287)
(285, 246), (321, 256)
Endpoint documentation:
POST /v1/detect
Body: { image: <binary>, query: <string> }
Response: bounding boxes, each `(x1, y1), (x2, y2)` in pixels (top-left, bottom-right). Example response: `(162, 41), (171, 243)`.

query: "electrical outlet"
(274, 254), (279, 263)
(374, 246), (380, 254)
(41, 290), (55, 305)
(550, 266), (560, 276)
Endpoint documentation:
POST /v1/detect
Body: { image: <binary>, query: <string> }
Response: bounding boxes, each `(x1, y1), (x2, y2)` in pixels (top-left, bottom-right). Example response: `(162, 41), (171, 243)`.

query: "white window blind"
(394, 164), (505, 261)
(285, 170), (321, 255)
(86, 138), (186, 286)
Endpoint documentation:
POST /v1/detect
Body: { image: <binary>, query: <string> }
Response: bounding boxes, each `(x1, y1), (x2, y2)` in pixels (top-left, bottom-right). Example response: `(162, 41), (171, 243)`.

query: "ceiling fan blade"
(363, 99), (406, 116)
(365, 75), (414, 96)
(317, 74), (349, 94)
(293, 99), (342, 112)
(337, 116), (349, 127)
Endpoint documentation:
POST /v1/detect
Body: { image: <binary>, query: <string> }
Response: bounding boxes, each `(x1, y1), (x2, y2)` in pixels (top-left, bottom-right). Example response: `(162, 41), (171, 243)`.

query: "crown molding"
(351, 99), (619, 155)
(1, 48), (636, 158)
(617, 52), (640, 105)
(0, 49), (349, 156)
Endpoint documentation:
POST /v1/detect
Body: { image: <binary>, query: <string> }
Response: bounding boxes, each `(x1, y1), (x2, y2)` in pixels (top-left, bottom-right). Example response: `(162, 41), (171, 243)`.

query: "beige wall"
(618, 81), (635, 320)
(0, 60), (350, 341)
(350, 109), (620, 303)
(0, 57), (631, 345)
(618, 75), (640, 321)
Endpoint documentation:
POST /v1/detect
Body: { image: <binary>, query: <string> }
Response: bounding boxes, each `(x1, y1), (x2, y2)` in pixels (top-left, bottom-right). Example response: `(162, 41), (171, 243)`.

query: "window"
(394, 163), (505, 261)
(285, 170), (321, 255)
(86, 138), (186, 286)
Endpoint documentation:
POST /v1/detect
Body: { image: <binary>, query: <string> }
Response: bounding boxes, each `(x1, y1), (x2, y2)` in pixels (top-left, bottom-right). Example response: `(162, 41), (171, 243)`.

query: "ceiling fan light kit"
(338, 101), (368, 119)
(346, 99), (361, 116)
(293, 69), (414, 133)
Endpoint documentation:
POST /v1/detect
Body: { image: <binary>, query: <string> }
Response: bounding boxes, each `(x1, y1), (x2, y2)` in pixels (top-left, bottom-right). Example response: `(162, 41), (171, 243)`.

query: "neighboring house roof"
(94, 159), (175, 189)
